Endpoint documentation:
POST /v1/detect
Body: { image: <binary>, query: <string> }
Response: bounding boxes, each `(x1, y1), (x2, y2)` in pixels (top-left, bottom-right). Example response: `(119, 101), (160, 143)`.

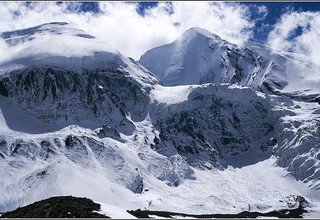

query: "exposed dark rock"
(260, 138), (277, 152)
(11, 143), (22, 154)
(0, 80), (9, 97)
(65, 135), (77, 148)
(0, 196), (109, 218)
(64, 135), (89, 163)
(0, 66), (150, 133)
(76, 33), (95, 39)
(97, 125), (121, 140)
(36, 170), (47, 178)
(130, 175), (144, 194)
(128, 204), (307, 218)
(151, 85), (275, 169)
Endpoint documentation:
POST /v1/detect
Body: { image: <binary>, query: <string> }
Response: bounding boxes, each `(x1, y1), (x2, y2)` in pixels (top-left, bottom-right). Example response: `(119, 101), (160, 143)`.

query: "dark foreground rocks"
(128, 205), (307, 218)
(1, 195), (308, 218)
(0, 196), (109, 218)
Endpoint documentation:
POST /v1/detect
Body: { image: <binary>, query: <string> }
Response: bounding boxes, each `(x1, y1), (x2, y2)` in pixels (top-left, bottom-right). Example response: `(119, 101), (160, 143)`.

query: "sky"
(70, 2), (320, 43)
(1, 1), (320, 65)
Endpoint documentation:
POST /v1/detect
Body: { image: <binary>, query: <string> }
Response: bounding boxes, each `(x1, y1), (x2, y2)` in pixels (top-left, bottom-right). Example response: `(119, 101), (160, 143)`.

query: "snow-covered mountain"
(139, 27), (285, 89)
(139, 27), (320, 97)
(0, 22), (320, 217)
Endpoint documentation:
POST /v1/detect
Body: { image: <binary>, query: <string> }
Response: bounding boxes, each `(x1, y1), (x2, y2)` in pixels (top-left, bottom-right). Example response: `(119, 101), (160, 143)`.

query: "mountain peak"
(0, 22), (95, 45)
(0, 22), (119, 71)
(181, 27), (221, 41)
(139, 26), (289, 88)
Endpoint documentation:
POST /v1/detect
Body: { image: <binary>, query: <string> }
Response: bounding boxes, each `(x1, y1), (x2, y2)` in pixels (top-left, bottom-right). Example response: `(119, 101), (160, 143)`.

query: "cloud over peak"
(0, 2), (263, 59)
(268, 10), (320, 66)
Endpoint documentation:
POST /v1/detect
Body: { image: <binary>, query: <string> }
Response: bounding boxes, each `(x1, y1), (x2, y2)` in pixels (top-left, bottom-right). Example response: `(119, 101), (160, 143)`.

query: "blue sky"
(243, 2), (320, 42)
(75, 1), (320, 44)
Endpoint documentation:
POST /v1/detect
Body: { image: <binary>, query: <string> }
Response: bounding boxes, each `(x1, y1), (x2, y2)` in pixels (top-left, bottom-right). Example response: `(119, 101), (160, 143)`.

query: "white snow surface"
(139, 27), (320, 95)
(0, 84), (320, 217)
(95, 202), (137, 219)
(0, 22), (159, 88)
(150, 85), (196, 104)
(0, 22), (116, 66)
(0, 23), (320, 218)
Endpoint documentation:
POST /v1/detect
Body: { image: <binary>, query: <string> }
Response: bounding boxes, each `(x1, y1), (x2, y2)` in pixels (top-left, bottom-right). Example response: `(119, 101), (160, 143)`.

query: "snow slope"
(0, 22), (159, 88)
(271, 96), (320, 190)
(139, 27), (320, 96)
(0, 23), (320, 218)
(1, 82), (319, 216)
(0, 110), (319, 215)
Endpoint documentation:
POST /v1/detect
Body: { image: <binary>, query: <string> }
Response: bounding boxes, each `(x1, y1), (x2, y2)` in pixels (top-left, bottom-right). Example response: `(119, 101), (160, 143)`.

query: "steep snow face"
(270, 96), (320, 190)
(139, 27), (287, 90)
(139, 27), (320, 96)
(245, 42), (320, 95)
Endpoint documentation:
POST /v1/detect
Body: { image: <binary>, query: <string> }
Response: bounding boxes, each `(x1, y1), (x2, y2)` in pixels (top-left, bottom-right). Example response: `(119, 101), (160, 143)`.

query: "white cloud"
(0, 2), (262, 59)
(267, 11), (320, 67)
(0, 38), (11, 64)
